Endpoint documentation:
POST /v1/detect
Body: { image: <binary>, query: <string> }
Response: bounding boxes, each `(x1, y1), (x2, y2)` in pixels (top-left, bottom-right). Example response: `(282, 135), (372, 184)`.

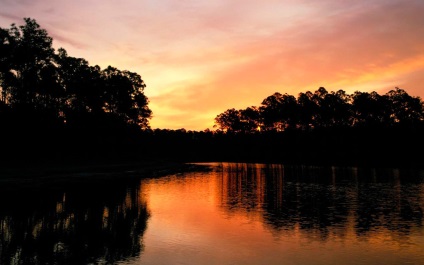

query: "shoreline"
(0, 160), (211, 190)
(1, 157), (422, 191)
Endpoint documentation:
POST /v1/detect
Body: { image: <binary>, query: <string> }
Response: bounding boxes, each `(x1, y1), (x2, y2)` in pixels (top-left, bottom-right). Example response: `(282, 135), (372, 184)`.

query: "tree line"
(1, 18), (423, 168)
(0, 18), (152, 131)
(214, 87), (424, 133)
(0, 18), (153, 164)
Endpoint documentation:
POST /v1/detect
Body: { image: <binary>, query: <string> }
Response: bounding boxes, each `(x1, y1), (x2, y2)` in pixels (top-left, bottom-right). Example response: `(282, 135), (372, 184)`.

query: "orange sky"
(1, 0), (424, 130)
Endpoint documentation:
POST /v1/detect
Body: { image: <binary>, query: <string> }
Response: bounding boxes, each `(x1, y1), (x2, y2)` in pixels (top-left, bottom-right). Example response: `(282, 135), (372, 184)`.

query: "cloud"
(49, 32), (89, 50)
(0, 12), (22, 22)
(146, 0), (424, 129)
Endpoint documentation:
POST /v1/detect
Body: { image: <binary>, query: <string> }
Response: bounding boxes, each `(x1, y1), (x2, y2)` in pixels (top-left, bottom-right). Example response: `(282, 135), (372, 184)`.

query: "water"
(1, 163), (423, 264)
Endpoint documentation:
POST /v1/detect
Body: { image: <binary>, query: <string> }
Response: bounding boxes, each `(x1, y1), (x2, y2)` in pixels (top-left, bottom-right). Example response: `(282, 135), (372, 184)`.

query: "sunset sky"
(1, 0), (424, 130)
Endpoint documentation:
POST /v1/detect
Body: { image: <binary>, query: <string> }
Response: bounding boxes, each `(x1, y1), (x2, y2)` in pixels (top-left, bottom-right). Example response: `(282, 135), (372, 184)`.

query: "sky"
(1, 0), (424, 131)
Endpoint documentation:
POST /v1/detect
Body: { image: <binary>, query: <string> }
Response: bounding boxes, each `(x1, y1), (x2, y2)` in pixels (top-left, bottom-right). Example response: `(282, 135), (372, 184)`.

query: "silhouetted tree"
(260, 92), (297, 131)
(0, 18), (152, 131)
(214, 108), (243, 133)
(1, 18), (56, 110)
(0, 18), (153, 163)
(321, 89), (351, 128)
(55, 48), (103, 119)
(102, 66), (151, 128)
(351, 91), (390, 127)
(297, 91), (318, 130)
(214, 87), (424, 132)
(239, 107), (261, 133)
(311, 87), (347, 128)
(385, 87), (424, 127)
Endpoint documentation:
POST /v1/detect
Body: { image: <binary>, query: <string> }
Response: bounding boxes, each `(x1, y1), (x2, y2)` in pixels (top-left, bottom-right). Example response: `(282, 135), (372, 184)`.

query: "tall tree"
(351, 91), (390, 127)
(297, 91), (318, 130)
(385, 87), (424, 127)
(1, 18), (56, 109)
(214, 108), (243, 133)
(0, 18), (152, 130)
(260, 92), (297, 131)
(101, 66), (152, 128)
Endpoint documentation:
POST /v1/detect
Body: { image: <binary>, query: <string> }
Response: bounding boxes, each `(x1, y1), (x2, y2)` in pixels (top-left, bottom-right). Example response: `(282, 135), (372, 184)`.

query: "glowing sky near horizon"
(1, 0), (424, 130)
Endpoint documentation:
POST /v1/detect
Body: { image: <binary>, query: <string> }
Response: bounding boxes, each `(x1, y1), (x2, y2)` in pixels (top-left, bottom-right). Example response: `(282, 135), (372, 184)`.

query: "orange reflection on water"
(138, 163), (424, 265)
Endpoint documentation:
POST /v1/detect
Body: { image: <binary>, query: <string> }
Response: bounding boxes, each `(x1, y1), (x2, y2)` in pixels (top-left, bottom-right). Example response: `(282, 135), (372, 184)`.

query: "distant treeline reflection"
(215, 163), (424, 238)
(1, 18), (424, 167)
(0, 179), (149, 265)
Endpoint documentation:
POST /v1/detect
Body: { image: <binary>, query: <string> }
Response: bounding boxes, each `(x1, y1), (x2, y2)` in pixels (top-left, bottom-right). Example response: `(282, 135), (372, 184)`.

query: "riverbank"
(0, 159), (211, 190)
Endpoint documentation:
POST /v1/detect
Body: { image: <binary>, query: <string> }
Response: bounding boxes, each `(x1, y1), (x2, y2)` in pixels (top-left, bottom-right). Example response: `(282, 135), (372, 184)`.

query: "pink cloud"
(147, 1), (424, 129)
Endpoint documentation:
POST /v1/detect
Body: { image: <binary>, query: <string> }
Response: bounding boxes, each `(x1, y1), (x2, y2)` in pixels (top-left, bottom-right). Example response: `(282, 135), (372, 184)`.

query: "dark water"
(1, 163), (423, 264)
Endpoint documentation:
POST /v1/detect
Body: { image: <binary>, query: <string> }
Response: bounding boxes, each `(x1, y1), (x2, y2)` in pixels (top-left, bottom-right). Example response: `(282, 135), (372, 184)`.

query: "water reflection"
(215, 163), (424, 239)
(0, 178), (149, 265)
(1, 164), (423, 265)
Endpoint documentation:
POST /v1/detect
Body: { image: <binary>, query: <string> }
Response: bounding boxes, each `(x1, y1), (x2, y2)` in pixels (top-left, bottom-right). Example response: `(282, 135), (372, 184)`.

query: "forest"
(214, 87), (424, 133)
(1, 18), (424, 168)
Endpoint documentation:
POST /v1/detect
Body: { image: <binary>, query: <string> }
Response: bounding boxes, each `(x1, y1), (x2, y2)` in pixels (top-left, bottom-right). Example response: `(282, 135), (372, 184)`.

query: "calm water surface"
(1, 163), (424, 265)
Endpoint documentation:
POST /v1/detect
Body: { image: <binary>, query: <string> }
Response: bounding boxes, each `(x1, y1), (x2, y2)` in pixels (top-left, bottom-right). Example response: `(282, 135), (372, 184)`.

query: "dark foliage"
(1, 18), (423, 168)
(0, 18), (152, 165)
(214, 87), (424, 132)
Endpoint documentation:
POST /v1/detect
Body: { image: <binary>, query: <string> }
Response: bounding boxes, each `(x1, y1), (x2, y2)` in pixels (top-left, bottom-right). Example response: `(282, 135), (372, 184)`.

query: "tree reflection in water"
(0, 177), (149, 265)
(216, 163), (424, 240)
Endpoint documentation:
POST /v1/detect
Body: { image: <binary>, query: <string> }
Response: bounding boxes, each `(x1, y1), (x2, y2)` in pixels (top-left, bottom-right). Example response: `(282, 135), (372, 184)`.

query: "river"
(1, 162), (423, 264)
